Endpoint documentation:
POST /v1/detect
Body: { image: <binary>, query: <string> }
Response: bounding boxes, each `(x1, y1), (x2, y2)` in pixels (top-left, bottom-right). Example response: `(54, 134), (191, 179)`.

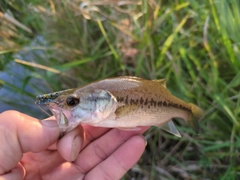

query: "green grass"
(1, 0), (240, 179)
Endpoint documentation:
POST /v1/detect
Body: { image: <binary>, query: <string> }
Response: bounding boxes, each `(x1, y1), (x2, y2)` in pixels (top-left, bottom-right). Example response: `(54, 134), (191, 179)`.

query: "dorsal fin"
(159, 120), (181, 137)
(153, 79), (166, 88)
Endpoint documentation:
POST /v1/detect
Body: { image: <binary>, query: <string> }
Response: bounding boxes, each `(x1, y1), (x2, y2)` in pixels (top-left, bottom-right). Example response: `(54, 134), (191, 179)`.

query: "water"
(0, 36), (52, 119)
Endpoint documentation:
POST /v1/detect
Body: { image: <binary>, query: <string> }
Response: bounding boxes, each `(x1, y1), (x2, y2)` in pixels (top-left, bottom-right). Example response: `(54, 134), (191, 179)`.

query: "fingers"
(84, 135), (146, 180)
(0, 110), (60, 175)
(81, 125), (111, 148)
(49, 124), (110, 151)
(41, 131), (147, 180)
(57, 125), (85, 161)
(40, 162), (85, 180)
(0, 163), (26, 180)
(74, 127), (149, 173)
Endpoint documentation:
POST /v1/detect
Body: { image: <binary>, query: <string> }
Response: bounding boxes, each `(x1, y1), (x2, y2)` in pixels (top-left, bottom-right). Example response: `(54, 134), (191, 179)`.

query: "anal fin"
(159, 120), (181, 137)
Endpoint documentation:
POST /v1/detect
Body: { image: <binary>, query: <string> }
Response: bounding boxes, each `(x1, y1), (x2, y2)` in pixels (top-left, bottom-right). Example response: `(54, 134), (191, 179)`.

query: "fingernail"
(71, 136), (82, 161)
(141, 135), (147, 146)
(41, 120), (59, 127)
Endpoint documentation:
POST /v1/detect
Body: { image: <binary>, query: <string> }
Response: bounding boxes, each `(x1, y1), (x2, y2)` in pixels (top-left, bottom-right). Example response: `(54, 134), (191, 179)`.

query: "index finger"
(0, 110), (60, 175)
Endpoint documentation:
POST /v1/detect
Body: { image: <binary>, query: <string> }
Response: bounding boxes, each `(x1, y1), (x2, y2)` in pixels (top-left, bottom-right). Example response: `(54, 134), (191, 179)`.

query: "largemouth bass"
(36, 76), (204, 136)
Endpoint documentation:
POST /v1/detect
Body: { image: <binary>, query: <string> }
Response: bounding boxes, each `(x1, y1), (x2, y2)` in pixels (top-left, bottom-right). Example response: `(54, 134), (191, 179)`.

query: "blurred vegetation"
(1, 0), (240, 179)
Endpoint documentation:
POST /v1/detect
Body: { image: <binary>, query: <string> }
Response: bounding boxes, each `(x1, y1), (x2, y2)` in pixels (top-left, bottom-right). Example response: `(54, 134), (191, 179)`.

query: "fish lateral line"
(116, 95), (191, 112)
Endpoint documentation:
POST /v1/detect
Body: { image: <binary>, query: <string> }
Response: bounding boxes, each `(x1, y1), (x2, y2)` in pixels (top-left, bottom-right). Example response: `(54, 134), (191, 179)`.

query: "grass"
(1, 0), (240, 179)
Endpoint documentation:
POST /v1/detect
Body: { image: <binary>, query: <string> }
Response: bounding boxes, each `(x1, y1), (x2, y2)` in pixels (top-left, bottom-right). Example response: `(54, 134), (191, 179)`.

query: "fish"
(36, 76), (204, 137)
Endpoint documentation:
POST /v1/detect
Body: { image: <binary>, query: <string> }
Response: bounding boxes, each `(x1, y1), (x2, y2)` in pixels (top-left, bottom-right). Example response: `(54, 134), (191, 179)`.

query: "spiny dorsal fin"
(153, 79), (166, 88)
(159, 120), (181, 137)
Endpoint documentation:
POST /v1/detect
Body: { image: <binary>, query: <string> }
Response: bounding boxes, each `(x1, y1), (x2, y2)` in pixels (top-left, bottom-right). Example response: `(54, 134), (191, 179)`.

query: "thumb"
(0, 110), (60, 175)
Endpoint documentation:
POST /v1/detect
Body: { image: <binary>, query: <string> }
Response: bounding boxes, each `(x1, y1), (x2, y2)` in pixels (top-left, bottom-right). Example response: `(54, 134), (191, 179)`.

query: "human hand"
(0, 111), (148, 180)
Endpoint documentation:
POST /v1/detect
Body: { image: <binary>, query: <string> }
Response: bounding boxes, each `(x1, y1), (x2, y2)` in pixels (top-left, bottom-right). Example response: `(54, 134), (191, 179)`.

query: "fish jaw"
(46, 103), (76, 131)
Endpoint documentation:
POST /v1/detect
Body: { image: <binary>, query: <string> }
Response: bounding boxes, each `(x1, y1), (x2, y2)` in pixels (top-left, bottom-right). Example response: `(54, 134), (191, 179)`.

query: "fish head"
(36, 88), (118, 132)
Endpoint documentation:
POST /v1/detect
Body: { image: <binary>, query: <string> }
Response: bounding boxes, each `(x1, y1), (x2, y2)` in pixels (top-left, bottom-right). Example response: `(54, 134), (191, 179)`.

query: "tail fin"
(187, 103), (204, 134)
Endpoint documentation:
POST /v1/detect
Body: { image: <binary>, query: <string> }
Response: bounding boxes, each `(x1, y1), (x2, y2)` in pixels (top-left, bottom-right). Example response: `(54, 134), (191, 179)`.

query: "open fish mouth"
(45, 103), (78, 132)
(35, 91), (75, 132)
(36, 89), (79, 132)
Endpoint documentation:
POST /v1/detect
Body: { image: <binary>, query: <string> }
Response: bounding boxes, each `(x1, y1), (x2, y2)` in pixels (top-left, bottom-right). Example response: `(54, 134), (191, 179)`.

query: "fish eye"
(66, 96), (80, 107)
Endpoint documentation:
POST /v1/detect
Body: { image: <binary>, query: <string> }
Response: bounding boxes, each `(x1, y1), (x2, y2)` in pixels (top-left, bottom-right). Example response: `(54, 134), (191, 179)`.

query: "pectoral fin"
(159, 120), (181, 137)
(115, 105), (138, 118)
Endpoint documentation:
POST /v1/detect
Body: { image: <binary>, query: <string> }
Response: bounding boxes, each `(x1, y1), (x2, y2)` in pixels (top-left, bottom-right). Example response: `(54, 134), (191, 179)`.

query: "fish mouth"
(47, 103), (75, 132)
(36, 89), (78, 132)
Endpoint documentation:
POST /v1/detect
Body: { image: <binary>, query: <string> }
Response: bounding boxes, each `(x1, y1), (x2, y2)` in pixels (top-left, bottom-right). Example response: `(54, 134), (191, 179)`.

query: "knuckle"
(93, 142), (108, 161)
(99, 164), (114, 180)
